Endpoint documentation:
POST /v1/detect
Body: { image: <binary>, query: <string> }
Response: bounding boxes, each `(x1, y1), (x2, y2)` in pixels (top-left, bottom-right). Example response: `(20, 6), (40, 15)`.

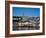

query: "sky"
(12, 7), (40, 17)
